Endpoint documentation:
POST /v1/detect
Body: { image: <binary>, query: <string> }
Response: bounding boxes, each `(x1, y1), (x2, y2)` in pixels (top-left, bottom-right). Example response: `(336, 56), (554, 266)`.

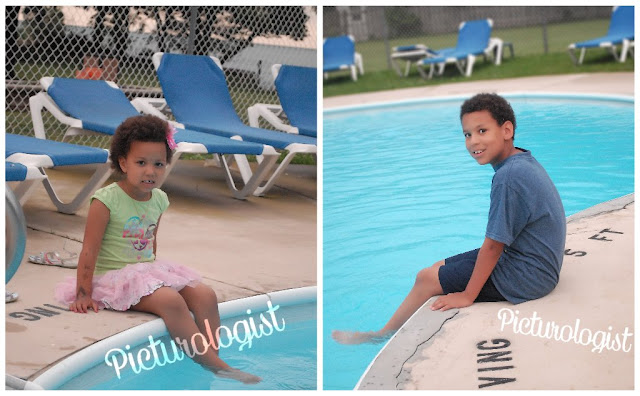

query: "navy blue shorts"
(438, 248), (507, 302)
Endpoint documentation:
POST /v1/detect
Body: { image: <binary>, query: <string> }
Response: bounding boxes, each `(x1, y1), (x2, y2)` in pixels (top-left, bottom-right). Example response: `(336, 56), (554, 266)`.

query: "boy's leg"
(379, 260), (445, 334)
(332, 260), (445, 345)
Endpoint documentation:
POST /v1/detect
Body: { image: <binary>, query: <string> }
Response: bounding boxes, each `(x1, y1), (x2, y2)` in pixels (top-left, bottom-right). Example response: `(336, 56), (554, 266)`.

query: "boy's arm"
(431, 237), (504, 311)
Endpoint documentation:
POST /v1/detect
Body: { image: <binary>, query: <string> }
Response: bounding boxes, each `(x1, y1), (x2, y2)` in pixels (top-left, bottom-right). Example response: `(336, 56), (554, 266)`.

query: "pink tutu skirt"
(55, 259), (202, 311)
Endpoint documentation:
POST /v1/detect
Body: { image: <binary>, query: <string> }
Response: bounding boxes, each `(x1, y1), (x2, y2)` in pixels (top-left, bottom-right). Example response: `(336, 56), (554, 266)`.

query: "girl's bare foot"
(331, 330), (391, 345)
(215, 367), (261, 384)
(202, 362), (261, 385)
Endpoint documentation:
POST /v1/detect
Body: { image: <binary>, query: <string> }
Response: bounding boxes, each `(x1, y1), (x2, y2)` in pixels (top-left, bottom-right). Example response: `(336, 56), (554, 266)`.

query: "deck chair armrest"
(29, 92), (83, 139)
(130, 97), (170, 120)
(131, 97), (185, 129)
(6, 153), (55, 169)
(247, 104), (299, 134)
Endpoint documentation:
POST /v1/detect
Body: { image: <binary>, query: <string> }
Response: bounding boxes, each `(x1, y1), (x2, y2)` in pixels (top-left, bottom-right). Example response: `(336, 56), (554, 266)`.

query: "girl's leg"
(131, 286), (259, 384)
(131, 287), (228, 369)
(332, 260), (445, 345)
(179, 283), (261, 384)
(178, 283), (221, 354)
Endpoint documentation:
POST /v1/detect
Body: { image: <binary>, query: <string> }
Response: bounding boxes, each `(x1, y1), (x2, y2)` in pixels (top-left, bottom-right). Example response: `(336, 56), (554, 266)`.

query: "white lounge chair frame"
(568, 38), (634, 65)
(6, 148), (112, 215)
(245, 65), (318, 194)
(139, 53), (316, 196)
(247, 64), (300, 135)
(29, 77), (279, 200)
(6, 162), (47, 206)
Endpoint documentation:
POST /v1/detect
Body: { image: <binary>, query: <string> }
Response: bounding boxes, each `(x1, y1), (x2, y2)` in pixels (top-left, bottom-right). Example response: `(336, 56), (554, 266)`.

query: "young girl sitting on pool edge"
(333, 93), (566, 344)
(55, 115), (261, 384)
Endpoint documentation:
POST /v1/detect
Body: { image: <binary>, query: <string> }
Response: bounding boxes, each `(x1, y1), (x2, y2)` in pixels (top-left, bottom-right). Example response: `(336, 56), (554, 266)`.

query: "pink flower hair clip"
(166, 124), (178, 150)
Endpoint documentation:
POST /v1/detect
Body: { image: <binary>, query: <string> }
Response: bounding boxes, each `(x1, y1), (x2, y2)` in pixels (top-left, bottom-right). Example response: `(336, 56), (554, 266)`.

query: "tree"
(191, 6), (310, 62)
(84, 6), (310, 62)
(4, 6), (312, 80)
(6, 6), (21, 79)
(384, 7), (423, 39)
(89, 6), (130, 60)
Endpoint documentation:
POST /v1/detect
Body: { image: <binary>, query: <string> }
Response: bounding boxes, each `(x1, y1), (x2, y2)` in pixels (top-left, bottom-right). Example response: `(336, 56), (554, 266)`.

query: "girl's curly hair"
(460, 93), (517, 139)
(109, 115), (173, 173)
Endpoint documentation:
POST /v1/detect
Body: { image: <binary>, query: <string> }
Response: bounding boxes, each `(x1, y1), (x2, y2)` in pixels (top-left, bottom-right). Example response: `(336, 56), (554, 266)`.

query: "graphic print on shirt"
(122, 214), (157, 261)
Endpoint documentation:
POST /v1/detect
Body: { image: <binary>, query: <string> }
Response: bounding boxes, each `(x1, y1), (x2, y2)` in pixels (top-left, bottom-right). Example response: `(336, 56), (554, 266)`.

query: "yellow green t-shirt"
(91, 183), (169, 275)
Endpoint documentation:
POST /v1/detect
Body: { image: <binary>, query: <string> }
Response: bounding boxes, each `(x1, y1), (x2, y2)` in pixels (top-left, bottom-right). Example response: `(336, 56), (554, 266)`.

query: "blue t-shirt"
(486, 149), (566, 304)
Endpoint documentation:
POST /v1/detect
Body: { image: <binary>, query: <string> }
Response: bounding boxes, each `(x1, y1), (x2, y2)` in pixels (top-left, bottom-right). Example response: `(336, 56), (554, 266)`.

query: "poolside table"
(391, 45), (437, 77)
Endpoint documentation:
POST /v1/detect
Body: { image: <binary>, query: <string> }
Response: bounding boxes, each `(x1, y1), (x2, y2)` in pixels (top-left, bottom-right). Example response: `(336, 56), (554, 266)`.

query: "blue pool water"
(323, 95), (634, 390)
(57, 302), (316, 390)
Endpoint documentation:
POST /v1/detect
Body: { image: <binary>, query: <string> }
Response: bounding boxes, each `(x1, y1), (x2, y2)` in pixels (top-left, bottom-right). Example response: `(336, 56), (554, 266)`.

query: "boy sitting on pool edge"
(333, 93), (566, 344)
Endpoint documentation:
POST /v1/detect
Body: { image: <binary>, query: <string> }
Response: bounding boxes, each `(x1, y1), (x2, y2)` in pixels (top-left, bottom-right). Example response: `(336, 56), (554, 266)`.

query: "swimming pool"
(33, 287), (316, 390)
(322, 94), (634, 390)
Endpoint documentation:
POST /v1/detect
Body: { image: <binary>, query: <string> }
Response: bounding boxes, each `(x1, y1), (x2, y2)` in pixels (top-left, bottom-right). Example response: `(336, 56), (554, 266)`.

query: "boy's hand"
(431, 292), (473, 311)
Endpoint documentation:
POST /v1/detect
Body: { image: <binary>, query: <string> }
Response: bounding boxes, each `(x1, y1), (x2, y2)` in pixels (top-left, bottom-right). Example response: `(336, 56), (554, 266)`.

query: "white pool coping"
(324, 92), (633, 116)
(29, 286), (316, 390)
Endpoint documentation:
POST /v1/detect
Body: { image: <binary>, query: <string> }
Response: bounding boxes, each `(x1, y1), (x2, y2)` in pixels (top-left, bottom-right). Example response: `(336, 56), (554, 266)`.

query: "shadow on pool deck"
(5, 159), (316, 381)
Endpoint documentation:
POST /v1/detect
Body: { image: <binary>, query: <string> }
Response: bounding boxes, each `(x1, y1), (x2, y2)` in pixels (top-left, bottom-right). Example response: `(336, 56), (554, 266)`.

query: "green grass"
(324, 18), (633, 97)
(349, 19), (613, 73)
(324, 51), (633, 97)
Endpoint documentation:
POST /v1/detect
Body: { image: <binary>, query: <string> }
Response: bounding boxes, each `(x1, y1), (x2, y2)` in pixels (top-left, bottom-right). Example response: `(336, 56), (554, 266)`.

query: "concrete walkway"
(6, 160), (316, 381)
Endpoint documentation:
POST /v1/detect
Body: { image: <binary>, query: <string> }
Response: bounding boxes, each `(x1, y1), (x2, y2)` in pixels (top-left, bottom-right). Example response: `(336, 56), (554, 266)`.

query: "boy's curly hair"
(110, 115), (173, 173)
(460, 93), (517, 139)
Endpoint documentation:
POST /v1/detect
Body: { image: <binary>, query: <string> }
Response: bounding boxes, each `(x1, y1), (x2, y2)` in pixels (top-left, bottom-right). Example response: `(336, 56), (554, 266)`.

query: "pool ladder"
(6, 185), (27, 284)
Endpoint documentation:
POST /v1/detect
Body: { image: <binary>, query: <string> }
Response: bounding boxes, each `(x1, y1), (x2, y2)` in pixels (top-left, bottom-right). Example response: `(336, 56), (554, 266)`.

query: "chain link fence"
(324, 6), (615, 75)
(6, 6), (316, 146)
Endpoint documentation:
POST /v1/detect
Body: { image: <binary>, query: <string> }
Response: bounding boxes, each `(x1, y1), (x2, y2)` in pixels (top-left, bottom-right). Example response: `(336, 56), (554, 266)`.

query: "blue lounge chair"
(323, 35), (364, 81)
(6, 133), (112, 214)
(138, 52), (317, 196)
(418, 19), (495, 79)
(6, 161), (46, 184)
(568, 6), (634, 65)
(248, 64), (317, 138)
(29, 77), (279, 200)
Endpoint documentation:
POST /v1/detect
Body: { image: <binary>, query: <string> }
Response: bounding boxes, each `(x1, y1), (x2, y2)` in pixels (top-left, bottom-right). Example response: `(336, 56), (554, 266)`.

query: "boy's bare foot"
(331, 330), (390, 345)
(215, 367), (262, 384)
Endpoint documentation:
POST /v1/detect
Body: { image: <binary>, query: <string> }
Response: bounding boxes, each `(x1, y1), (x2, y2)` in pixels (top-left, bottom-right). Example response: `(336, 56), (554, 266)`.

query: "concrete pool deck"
(323, 72), (633, 108)
(323, 72), (634, 390)
(5, 160), (316, 383)
(357, 195), (634, 390)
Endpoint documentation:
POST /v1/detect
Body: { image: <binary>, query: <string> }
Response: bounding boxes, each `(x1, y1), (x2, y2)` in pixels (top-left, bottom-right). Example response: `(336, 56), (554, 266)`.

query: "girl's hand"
(431, 292), (473, 311)
(70, 296), (99, 313)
